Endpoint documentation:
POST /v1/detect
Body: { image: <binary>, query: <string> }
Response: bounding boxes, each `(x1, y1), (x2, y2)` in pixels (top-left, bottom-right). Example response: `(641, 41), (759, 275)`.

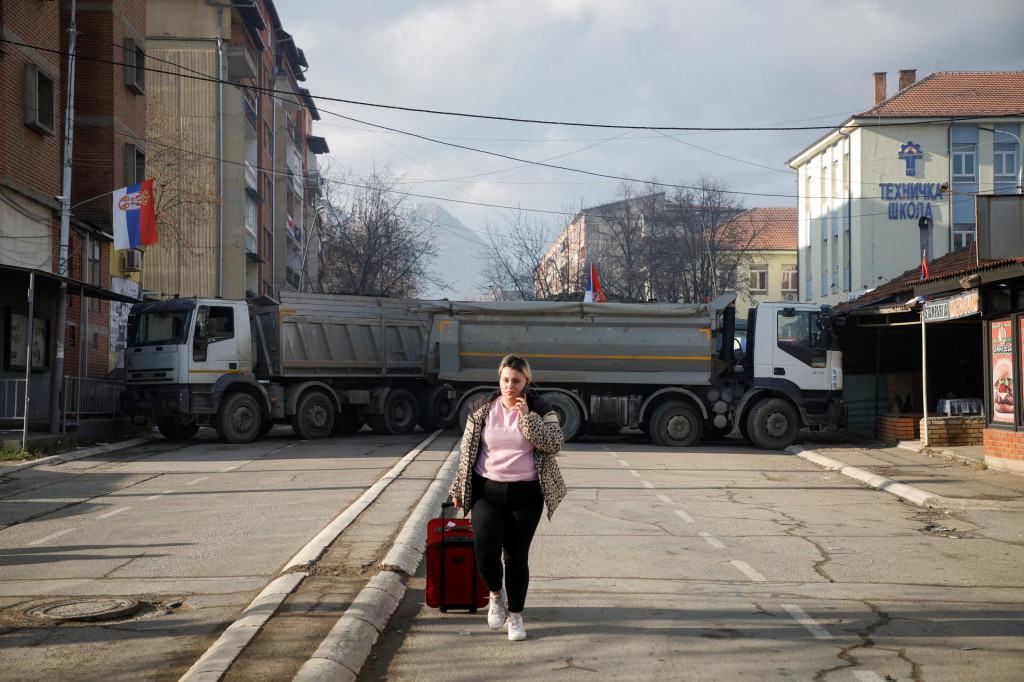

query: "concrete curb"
(0, 436), (156, 475)
(294, 443), (461, 682)
(283, 430), (442, 572)
(380, 443), (461, 575)
(179, 572), (307, 682)
(790, 446), (1024, 512)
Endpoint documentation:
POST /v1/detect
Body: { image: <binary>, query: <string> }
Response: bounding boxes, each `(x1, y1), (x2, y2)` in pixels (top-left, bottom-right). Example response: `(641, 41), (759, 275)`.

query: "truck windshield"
(128, 310), (192, 346)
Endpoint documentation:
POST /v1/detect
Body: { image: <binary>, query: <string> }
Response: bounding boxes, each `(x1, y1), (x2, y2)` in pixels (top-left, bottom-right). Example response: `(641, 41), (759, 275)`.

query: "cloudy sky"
(282, 0), (1023, 298)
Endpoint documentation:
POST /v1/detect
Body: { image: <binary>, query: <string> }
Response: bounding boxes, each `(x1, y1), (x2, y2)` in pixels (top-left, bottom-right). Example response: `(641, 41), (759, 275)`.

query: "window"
(88, 240), (101, 312)
(749, 265), (768, 294)
(952, 143), (976, 181)
(245, 195), (258, 253)
(781, 265), (798, 297)
(777, 310), (827, 368)
(953, 223), (976, 249)
(23, 63), (56, 135)
(264, 122), (273, 156)
(124, 38), (145, 94)
(125, 143), (146, 185)
(193, 305), (234, 362)
(994, 142), (1018, 183)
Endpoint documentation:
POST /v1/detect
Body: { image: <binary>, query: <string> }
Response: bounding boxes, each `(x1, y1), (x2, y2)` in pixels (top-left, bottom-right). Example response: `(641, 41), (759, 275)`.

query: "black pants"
(470, 472), (543, 613)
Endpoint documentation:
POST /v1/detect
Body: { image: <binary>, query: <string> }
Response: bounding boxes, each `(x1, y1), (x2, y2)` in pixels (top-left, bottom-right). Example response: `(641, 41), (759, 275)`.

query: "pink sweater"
(474, 399), (538, 482)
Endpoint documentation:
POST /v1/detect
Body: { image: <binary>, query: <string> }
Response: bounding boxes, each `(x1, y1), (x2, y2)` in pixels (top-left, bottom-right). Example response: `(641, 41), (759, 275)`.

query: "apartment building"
(144, 0), (328, 300)
(787, 70), (1024, 305)
(717, 207), (798, 312)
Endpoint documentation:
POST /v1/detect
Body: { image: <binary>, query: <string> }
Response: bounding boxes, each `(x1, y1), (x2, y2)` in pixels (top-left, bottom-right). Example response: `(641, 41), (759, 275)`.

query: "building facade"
(143, 0), (327, 300)
(787, 70), (1023, 306)
(717, 207), (798, 312)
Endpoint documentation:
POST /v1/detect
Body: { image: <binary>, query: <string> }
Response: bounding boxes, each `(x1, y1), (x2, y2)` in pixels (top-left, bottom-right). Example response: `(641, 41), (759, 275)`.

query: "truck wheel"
(369, 388), (420, 435)
(157, 418), (199, 441)
(215, 393), (262, 444)
(258, 420), (275, 438)
(738, 415), (752, 444)
(747, 398), (800, 450)
(457, 390), (493, 430)
(542, 392), (583, 442)
(650, 401), (702, 448)
(333, 409), (365, 434)
(418, 384), (458, 431)
(291, 390), (335, 440)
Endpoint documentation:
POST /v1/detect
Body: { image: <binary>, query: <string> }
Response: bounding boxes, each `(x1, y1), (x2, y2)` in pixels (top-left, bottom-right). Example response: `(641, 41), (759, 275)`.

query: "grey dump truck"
(121, 291), (845, 450)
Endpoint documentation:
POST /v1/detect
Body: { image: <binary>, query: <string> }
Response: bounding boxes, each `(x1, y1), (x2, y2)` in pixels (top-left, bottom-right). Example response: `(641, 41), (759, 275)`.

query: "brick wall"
(876, 413), (921, 441)
(920, 416), (984, 446)
(984, 428), (1024, 475)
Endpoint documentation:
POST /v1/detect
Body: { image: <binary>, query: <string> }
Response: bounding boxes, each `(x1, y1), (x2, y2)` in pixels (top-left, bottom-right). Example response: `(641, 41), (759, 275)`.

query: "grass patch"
(0, 448), (34, 462)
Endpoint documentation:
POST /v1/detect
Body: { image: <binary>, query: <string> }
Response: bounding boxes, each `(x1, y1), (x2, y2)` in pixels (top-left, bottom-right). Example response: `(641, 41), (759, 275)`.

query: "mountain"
(413, 203), (486, 301)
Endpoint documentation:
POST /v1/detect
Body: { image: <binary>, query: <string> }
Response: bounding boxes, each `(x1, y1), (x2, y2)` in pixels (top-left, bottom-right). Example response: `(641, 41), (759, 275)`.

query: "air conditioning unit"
(121, 249), (142, 272)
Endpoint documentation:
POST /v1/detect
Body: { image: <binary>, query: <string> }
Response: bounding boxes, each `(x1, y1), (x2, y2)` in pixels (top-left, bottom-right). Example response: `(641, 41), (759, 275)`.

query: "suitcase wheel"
(439, 607), (448, 613)
(469, 607), (477, 614)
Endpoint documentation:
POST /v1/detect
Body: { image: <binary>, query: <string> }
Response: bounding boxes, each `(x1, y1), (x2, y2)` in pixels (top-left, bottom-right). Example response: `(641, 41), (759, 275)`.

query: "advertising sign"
(922, 290), (980, 322)
(991, 320), (1014, 423)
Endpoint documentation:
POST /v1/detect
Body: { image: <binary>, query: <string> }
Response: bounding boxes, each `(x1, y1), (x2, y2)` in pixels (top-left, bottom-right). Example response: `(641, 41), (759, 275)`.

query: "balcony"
(227, 44), (256, 81)
(245, 161), (258, 191)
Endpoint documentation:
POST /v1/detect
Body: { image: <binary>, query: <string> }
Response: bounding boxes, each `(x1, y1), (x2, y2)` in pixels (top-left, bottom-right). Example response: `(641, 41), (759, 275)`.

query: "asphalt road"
(3, 430), (1023, 681)
(0, 426), (453, 682)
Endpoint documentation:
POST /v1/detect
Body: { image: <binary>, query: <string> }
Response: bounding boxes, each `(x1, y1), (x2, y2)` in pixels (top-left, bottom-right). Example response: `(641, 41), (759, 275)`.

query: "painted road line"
(144, 490), (174, 501)
(783, 604), (834, 640)
(641, 480), (655, 489)
(657, 494), (673, 504)
(184, 477), (209, 486)
(853, 672), (886, 682)
(98, 507), (132, 519)
(219, 465), (239, 473)
(730, 560), (767, 582)
(698, 531), (725, 549)
(618, 459), (629, 467)
(674, 509), (695, 523)
(28, 528), (76, 546)
(629, 469), (641, 477)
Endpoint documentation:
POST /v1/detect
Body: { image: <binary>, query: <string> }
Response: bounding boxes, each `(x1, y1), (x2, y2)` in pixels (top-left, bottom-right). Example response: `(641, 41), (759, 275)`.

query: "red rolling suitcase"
(425, 502), (489, 613)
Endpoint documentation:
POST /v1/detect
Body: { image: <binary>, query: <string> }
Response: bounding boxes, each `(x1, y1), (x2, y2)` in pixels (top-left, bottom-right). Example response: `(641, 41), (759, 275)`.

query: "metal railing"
(63, 376), (124, 433)
(1, 379), (26, 419)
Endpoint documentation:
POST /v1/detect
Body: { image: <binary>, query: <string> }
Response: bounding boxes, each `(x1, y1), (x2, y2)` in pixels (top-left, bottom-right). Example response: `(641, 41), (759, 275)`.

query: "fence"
(1, 379), (26, 420)
(63, 376), (124, 433)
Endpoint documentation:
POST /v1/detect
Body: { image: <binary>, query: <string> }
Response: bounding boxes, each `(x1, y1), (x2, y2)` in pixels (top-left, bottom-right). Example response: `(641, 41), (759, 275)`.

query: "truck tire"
(650, 401), (702, 448)
(368, 388), (420, 435)
(215, 392), (262, 444)
(457, 389), (493, 430)
(157, 418), (199, 441)
(747, 397), (800, 450)
(418, 384), (458, 431)
(542, 392), (583, 442)
(332, 409), (365, 434)
(291, 390), (335, 440)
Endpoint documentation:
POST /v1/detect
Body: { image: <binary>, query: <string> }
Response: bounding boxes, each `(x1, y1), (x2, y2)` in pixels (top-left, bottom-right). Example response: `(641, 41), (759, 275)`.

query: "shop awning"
(1, 265), (141, 304)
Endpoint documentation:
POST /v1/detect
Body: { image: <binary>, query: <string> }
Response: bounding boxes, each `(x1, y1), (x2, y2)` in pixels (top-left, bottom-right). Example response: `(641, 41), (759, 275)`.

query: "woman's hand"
(453, 497), (463, 510)
(514, 396), (528, 418)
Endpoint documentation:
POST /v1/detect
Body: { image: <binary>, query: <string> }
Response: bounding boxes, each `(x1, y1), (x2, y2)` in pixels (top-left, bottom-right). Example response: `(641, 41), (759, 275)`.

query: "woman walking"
(450, 354), (567, 641)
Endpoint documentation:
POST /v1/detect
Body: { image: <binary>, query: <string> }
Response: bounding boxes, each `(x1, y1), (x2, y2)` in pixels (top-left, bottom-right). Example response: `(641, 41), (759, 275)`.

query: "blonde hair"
(498, 353), (532, 384)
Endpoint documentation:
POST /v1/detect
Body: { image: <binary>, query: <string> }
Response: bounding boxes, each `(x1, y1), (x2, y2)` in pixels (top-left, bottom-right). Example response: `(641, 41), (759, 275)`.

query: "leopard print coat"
(449, 392), (567, 521)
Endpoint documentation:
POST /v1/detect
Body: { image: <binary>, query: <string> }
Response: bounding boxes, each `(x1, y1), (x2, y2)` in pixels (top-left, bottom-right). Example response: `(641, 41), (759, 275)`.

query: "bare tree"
(476, 209), (579, 301)
(588, 181), (664, 302)
(319, 166), (443, 297)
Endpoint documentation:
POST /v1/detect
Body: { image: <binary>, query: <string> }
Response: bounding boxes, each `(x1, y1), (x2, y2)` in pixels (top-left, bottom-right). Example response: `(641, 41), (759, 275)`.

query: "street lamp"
(978, 126), (1023, 194)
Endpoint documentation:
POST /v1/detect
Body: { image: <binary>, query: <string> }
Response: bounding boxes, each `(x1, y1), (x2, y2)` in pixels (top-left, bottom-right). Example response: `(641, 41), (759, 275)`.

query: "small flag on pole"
(113, 179), (158, 251)
(583, 263), (607, 302)
(920, 250), (929, 280)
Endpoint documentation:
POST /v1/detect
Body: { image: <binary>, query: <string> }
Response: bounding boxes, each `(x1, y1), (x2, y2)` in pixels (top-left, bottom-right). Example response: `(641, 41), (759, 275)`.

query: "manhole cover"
(24, 597), (140, 623)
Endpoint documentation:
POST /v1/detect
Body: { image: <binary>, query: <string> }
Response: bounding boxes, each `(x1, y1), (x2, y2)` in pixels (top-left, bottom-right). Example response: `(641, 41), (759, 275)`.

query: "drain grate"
(23, 597), (140, 623)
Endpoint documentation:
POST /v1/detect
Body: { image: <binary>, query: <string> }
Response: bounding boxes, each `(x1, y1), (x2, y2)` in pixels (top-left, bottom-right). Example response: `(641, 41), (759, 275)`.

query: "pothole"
(24, 597), (140, 623)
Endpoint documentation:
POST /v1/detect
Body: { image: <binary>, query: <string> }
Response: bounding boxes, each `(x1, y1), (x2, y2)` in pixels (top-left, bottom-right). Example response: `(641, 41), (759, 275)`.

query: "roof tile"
(858, 71), (1024, 118)
(720, 207), (798, 251)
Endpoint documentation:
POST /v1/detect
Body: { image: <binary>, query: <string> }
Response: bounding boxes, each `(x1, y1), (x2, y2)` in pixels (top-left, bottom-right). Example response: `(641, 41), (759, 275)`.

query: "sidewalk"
(791, 436), (1024, 511)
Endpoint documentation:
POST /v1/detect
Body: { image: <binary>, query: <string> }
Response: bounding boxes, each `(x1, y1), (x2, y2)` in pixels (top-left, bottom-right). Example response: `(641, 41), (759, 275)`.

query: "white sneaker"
(487, 591), (507, 629)
(506, 612), (526, 641)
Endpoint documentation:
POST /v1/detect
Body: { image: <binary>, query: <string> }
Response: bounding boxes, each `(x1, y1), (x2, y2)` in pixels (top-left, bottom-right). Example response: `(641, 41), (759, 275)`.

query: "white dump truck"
(120, 292), (845, 449)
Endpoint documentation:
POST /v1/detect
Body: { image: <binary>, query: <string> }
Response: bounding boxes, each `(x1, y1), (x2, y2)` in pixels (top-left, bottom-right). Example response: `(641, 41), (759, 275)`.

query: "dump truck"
(120, 292), (845, 450)
(435, 294), (845, 450)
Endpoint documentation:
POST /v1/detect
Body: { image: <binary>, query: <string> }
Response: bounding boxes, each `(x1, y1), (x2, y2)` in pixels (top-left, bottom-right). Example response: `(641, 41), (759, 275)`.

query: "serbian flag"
(920, 250), (929, 280)
(113, 179), (158, 251)
(584, 263), (607, 302)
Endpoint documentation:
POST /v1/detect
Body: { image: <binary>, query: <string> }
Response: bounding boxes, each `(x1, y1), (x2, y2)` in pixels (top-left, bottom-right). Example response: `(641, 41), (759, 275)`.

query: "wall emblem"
(898, 141), (923, 176)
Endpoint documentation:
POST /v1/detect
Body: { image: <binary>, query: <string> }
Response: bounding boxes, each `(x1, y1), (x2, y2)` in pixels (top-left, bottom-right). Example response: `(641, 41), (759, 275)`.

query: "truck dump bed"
(434, 298), (731, 387)
(253, 292), (449, 379)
